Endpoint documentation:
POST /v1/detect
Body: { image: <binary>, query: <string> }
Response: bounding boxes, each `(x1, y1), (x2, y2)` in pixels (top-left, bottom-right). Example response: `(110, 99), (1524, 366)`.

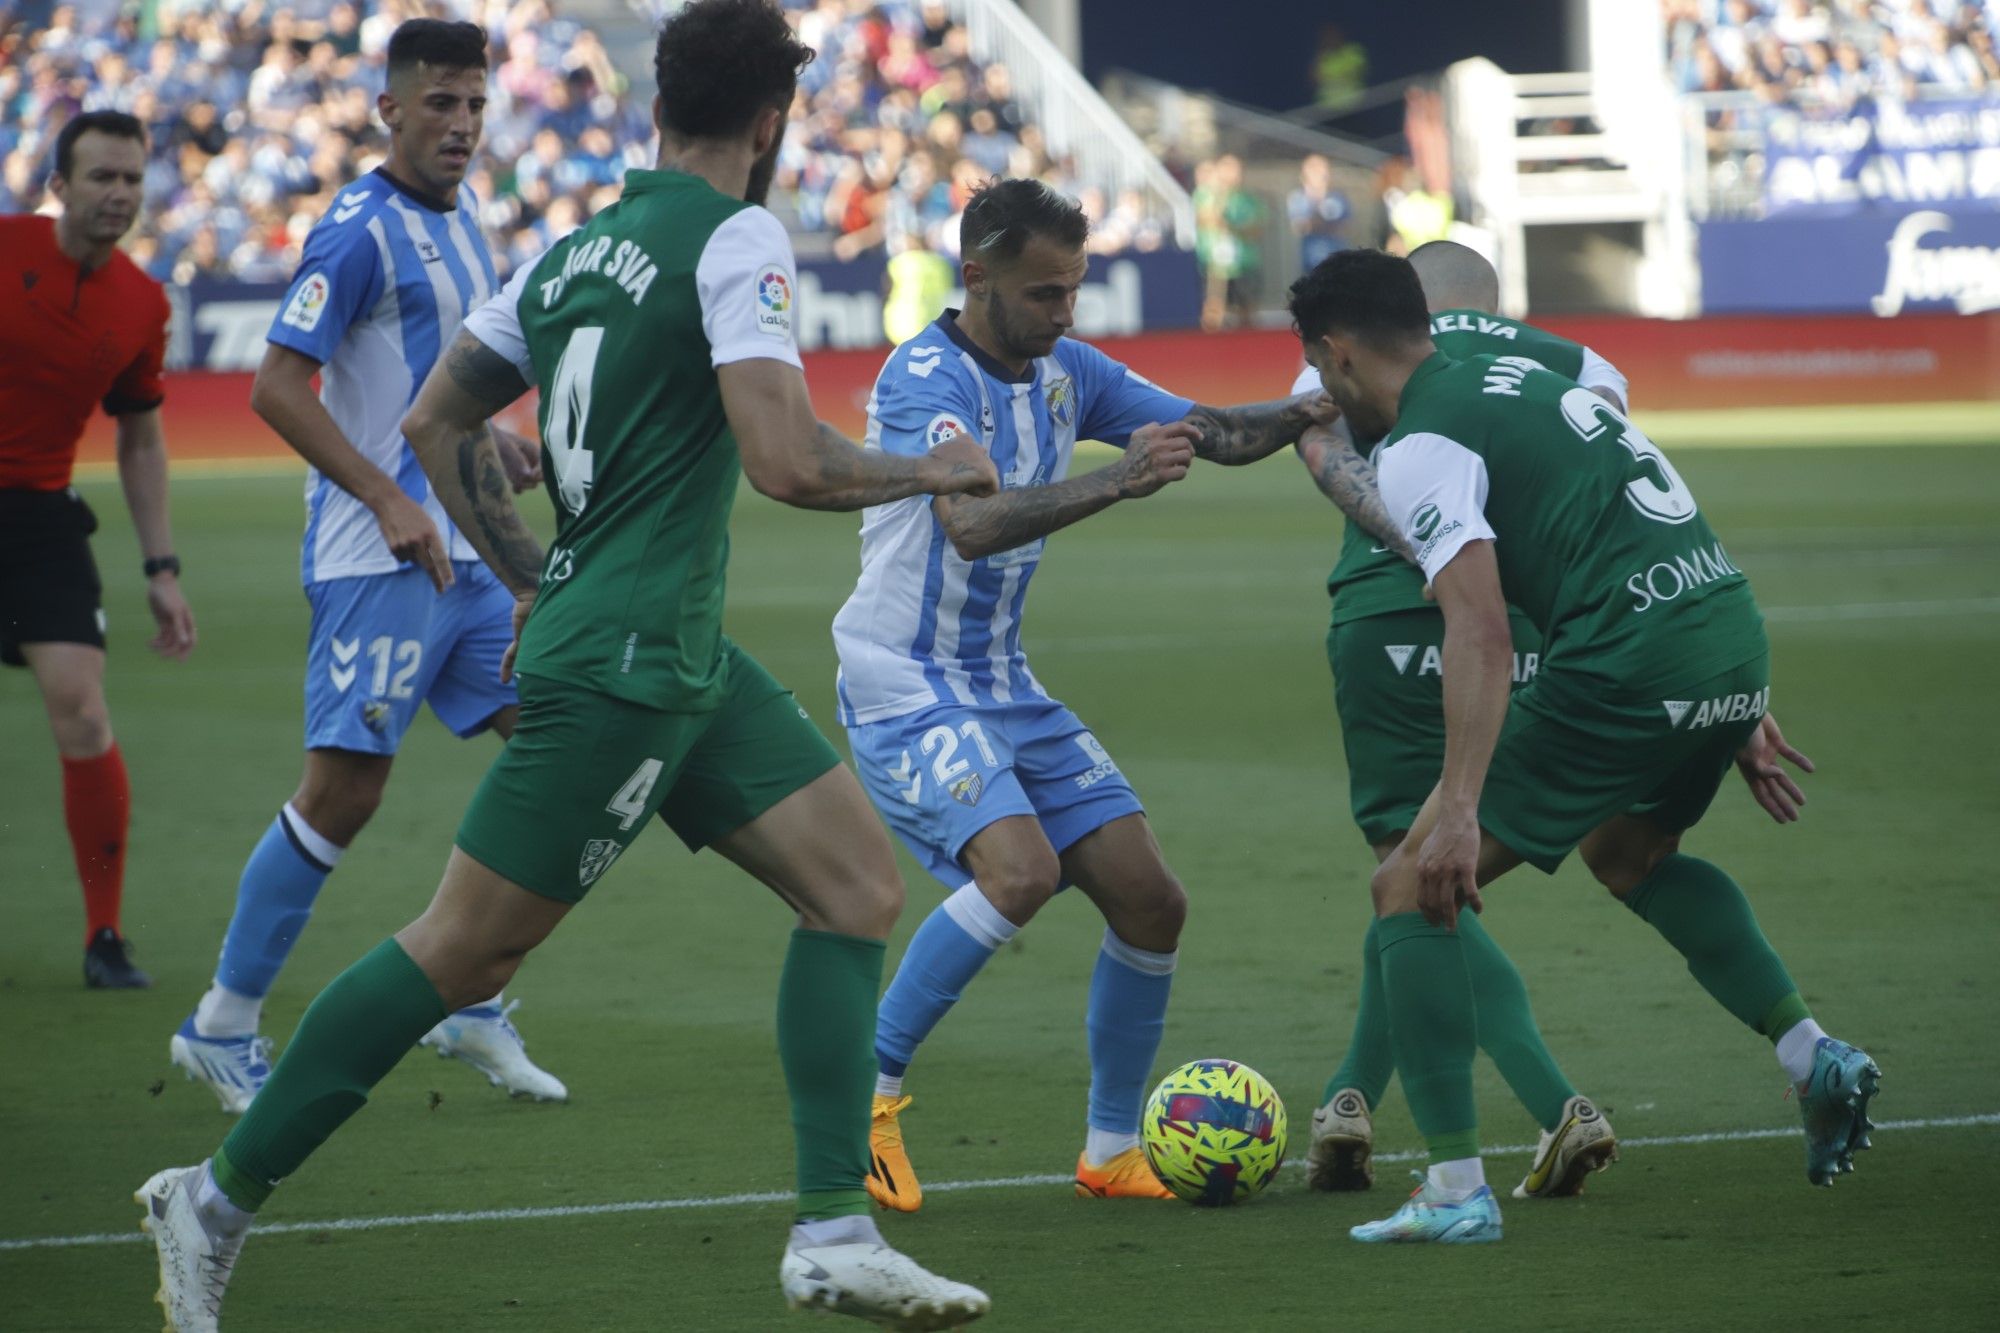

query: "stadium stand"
(0, 0), (1175, 283)
(1664, 0), (1999, 101)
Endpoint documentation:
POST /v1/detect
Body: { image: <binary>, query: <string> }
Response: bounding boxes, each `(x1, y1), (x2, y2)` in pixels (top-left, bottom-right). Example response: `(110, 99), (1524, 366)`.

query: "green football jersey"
(1374, 351), (1763, 701)
(1302, 310), (1626, 625)
(463, 170), (804, 710)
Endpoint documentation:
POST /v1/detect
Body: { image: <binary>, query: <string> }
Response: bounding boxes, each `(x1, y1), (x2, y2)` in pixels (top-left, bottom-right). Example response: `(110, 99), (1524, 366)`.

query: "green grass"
(4, 443), (1999, 1330)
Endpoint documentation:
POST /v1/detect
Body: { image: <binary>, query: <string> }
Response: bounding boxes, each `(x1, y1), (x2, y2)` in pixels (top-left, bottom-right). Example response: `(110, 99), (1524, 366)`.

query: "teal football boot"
(1798, 1037), (1881, 1187)
(1350, 1172), (1502, 1244)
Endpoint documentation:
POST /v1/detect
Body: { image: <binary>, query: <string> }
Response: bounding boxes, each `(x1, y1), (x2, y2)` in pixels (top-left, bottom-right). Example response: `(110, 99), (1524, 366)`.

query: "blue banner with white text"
(1699, 205), (2000, 315)
(1761, 95), (2000, 217)
(167, 250), (1204, 371)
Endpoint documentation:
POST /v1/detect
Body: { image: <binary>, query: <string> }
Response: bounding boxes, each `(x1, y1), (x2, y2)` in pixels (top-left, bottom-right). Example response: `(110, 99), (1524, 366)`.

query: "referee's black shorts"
(0, 487), (105, 668)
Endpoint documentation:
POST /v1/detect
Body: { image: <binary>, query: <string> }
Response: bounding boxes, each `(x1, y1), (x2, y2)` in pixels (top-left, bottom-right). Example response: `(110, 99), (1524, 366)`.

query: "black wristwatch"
(144, 555), (182, 579)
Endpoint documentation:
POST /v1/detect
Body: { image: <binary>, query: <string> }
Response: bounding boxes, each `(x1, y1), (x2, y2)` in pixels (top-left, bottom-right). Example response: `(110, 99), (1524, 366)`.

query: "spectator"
(1089, 187), (1166, 255)
(883, 232), (955, 345)
(1, 0), (1177, 297)
(1287, 153), (1351, 272)
(1379, 156), (1453, 255)
(1194, 154), (1264, 331)
(959, 107), (1014, 176)
(1312, 24), (1368, 108)
(977, 62), (1023, 135)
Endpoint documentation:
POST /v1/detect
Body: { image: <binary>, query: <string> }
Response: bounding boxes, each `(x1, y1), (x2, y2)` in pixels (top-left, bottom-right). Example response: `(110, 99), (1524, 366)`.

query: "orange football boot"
(1074, 1147), (1175, 1200)
(866, 1094), (922, 1213)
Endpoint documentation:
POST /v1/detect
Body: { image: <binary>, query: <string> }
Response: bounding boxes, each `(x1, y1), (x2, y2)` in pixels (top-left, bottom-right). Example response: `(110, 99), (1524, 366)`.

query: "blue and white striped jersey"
(833, 312), (1195, 726)
(266, 169), (499, 584)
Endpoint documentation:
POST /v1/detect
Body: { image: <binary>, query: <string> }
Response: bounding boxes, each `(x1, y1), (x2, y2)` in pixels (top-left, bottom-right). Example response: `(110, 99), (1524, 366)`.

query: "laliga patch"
(754, 266), (794, 339)
(925, 412), (971, 448)
(282, 273), (330, 332)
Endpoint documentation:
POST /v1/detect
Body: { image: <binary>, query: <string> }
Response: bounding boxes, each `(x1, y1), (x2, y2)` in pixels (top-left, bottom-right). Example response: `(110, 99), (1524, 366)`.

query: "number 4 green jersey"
(1374, 351), (1764, 702)
(1294, 310), (1629, 626)
(463, 170), (804, 711)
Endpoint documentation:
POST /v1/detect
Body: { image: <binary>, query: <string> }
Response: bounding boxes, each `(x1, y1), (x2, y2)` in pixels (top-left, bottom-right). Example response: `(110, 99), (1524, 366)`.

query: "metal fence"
(949, 0), (1196, 246)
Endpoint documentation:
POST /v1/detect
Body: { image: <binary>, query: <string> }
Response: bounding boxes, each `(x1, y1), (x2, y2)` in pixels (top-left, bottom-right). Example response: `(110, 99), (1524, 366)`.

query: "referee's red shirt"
(0, 213), (171, 492)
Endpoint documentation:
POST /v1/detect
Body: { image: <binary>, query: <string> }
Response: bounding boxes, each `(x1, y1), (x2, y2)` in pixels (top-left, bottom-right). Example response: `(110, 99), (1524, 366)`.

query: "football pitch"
(4, 437), (1998, 1330)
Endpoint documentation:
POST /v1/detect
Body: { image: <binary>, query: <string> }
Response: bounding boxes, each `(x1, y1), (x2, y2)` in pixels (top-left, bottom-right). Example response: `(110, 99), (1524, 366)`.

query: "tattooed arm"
(1295, 416), (1417, 564)
(934, 420), (1198, 560)
(1180, 391), (1334, 466)
(402, 331), (545, 595)
(720, 358), (998, 511)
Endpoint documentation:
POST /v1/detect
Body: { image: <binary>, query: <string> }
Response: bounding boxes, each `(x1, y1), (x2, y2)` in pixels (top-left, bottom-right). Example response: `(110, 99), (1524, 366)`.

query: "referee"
(1, 110), (196, 988)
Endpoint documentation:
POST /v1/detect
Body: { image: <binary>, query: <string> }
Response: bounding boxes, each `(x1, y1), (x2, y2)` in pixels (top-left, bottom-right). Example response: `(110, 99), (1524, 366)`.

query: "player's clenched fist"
(1113, 420), (1199, 499)
(924, 434), (1001, 498)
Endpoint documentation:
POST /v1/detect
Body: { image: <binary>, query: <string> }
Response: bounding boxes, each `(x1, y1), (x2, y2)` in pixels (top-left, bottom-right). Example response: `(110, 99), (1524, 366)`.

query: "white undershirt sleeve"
(1577, 346), (1629, 412)
(1375, 431), (1497, 580)
(695, 207), (805, 370)
(460, 256), (538, 381)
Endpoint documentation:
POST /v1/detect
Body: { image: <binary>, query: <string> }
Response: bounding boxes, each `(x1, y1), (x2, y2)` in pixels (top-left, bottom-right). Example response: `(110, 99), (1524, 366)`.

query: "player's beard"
(988, 289), (1057, 363)
(744, 136), (781, 207)
(1323, 369), (1387, 439)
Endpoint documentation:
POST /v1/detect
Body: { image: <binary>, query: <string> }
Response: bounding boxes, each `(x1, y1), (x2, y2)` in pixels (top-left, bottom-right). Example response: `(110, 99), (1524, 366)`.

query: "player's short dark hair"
(386, 18), (488, 81)
(654, 0), (813, 139)
(960, 178), (1090, 265)
(54, 110), (146, 179)
(1288, 248), (1432, 350)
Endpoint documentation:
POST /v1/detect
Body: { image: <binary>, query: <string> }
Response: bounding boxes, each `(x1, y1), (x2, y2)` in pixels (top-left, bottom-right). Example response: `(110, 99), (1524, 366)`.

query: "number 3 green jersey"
(1374, 352), (1764, 702)
(1295, 310), (1628, 626)
(463, 171), (804, 711)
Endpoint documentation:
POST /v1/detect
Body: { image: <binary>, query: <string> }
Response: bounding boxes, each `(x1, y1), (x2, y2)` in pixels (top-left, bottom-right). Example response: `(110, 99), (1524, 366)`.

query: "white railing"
(1445, 56), (1695, 318)
(949, 0), (1196, 247)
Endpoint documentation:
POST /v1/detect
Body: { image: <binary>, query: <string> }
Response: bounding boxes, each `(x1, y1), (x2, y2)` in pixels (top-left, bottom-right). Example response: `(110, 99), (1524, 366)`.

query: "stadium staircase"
(1443, 1), (1695, 317)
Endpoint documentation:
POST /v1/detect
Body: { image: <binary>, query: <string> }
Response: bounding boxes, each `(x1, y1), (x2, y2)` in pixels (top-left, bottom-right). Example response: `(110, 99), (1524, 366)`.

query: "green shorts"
(1479, 653), (1772, 874)
(455, 640), (841, 903)
(1329, 607), (1542, 846)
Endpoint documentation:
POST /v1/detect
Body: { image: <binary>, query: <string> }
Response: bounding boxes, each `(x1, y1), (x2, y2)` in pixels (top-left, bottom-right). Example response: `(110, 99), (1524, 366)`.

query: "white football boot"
(1306, 1087), (1374, 1191)
(136, 1163), (245, 1333)
(418, 998), (567, 1101)
(1513, 1094), (1619, 1199)
(781, 1237), (990, 1330)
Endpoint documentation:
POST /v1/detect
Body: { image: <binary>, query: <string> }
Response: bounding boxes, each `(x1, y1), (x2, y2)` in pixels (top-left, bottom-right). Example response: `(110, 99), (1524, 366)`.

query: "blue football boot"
(1798, 1037), (1880, 1186)
(1350, 1172), (1503, 1244)
(169, 1014), (273, 1114)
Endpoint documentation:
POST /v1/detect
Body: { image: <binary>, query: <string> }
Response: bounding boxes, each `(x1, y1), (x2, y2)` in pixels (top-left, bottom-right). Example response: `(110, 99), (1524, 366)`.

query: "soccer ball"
(1141, 1058), (1288, 1206)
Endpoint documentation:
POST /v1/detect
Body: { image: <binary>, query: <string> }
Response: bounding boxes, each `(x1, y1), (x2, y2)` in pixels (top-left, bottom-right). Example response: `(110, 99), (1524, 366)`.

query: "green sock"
(213, 939), (447, 1212)
(1323, 918), (1392, 1111)
(1460, 912), (1576, 1132)
(777, 928), (885, 1222)
(1623, 853), (1807, 1039)
(1377, 912), (1479, 1164)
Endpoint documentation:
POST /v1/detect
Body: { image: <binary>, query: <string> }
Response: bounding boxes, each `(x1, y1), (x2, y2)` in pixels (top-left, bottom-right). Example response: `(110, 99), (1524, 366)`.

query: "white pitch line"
(4, 1112), (1993, 1255)
(1761, 596), (2000, 623)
